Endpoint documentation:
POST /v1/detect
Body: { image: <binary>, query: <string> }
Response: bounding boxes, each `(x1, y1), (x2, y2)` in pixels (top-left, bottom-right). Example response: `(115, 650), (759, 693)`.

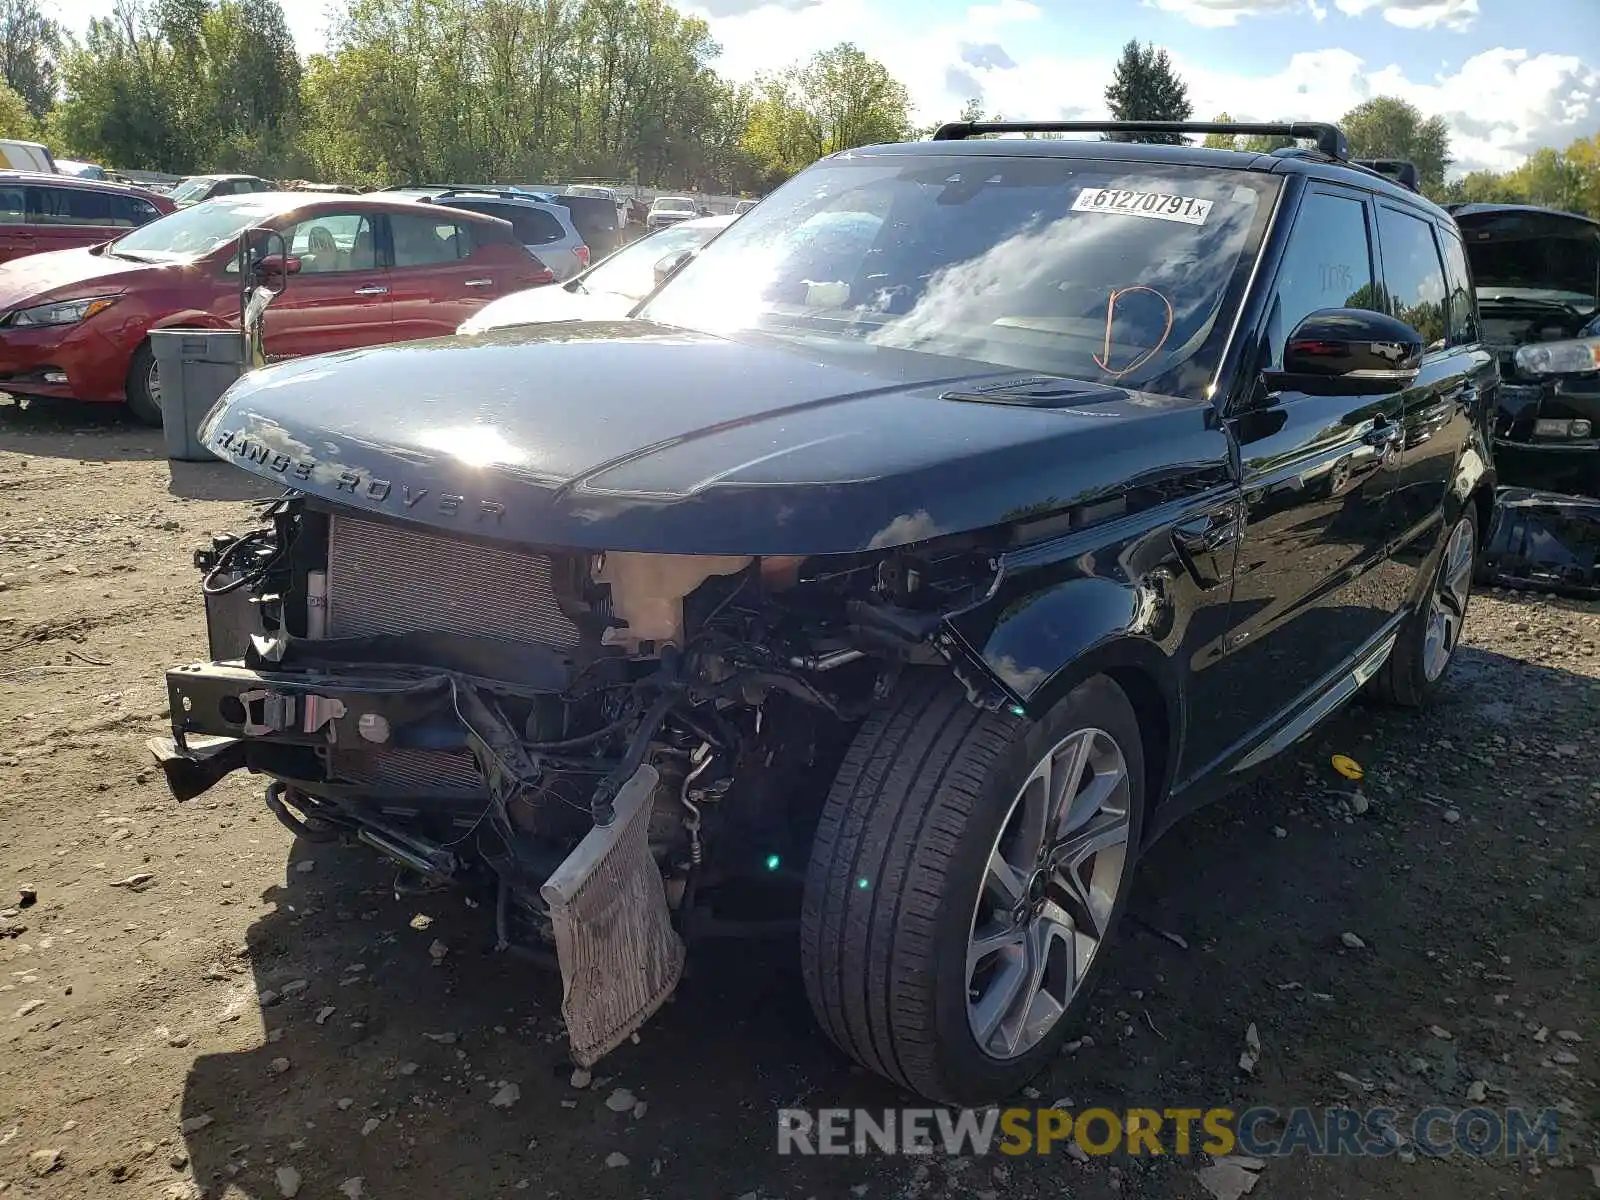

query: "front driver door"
(1205, 184), (1413, 772)
(259, 210), (393, 359)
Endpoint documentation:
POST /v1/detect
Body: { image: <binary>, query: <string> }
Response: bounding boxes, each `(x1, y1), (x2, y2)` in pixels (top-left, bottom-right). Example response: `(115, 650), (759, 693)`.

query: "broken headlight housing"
(1515, 337), (1600, 377)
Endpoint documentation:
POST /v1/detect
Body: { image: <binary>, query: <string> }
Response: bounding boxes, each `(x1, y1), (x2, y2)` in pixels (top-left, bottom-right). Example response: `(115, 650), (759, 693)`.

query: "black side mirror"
(653, 249), (693, 288)
(1265, 308), (1424, 397)
(253, 253), (300, 293)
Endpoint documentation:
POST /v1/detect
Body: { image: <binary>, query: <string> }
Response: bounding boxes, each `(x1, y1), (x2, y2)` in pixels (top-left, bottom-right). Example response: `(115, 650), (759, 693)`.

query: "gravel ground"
(2, 395), (1597, 1200)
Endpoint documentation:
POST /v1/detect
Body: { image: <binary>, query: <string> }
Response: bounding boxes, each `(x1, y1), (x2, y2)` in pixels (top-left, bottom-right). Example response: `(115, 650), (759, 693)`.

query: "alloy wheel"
(147, 357), (163, 412)
(966, 726), (1133, 1060)
(1423, 515), (1475, 682)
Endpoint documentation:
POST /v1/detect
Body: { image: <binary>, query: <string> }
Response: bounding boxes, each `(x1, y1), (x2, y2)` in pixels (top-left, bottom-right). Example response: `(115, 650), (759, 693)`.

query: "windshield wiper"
(1479, 294), (1580, 310)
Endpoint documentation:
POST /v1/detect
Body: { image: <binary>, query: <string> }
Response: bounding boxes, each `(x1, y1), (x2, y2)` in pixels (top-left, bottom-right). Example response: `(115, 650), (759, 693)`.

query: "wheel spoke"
(1056, 809), (1132, 874)
(969, 946), (1029, 1051)
(984, 848), (1028, 907)
(967, 918), (1026, 978)
(1059, 757), (1126, 839)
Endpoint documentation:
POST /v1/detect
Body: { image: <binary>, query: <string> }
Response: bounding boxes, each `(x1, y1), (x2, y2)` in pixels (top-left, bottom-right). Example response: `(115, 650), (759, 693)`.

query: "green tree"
(1339, 95), (1451, 192)
(1103, 39), (1192, 144)
(1202, 111), (1237, 150)
(0, 76), (31, 136)
(0, 0), (58, 119)
(742, 42), (909, 183)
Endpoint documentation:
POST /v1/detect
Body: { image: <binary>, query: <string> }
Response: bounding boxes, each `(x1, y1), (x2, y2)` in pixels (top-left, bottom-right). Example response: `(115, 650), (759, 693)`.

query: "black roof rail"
(930, 119), (1349, 160)
(1352, 158), (1420, 192)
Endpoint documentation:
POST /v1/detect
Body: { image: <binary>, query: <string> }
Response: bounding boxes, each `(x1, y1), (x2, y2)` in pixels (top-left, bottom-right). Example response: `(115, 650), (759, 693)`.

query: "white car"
(647, 194), (698, 230)
(458, 214), (735, 334)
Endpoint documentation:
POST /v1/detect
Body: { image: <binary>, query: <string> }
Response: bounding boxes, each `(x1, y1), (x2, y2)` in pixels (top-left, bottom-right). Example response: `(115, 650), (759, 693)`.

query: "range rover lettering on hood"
(212, 429), (509, 522)
(197, 322), (1216, 556)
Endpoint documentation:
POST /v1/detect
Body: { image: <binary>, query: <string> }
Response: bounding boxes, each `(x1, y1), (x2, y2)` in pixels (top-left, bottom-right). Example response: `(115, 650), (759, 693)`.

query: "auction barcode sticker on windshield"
(1072, 188), (1213, 225)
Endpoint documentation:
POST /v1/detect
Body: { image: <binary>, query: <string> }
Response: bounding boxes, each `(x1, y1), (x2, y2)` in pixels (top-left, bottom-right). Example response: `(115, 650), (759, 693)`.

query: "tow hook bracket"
(237, 688), (297, 736)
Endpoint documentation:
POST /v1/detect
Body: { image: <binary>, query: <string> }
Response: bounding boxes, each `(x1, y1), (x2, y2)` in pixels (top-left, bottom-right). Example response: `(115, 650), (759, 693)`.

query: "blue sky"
(49, 0), (1600, 174)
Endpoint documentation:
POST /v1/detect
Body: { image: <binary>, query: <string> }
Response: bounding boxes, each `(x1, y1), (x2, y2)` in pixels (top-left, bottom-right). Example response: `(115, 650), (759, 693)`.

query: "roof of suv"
(843, 128), (1448, 220)
(0, 169), (169, 197)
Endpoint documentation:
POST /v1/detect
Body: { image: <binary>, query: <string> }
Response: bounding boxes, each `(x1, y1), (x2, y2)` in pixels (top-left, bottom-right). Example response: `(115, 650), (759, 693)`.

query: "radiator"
(325, 513), (580, 648)
(324, 513), (579, 798)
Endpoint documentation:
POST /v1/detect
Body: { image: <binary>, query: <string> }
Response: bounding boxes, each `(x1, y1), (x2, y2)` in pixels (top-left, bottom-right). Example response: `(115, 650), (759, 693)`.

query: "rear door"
(1374, 204), (1492, 602)
(259, 210), (393, 358)
(0, 183), (28, 262)
(24, 184), (124, 255)
(384, 211), (537, 338)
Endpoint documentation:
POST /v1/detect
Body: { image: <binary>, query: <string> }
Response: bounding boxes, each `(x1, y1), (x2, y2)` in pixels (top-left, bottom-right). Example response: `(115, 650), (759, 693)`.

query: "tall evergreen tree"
(1103, 39), (1192, 145)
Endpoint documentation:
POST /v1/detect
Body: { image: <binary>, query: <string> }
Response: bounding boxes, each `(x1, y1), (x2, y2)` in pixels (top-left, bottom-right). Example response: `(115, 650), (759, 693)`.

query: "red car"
(0, 171), (175, 265)
(0, 191), (553, 424)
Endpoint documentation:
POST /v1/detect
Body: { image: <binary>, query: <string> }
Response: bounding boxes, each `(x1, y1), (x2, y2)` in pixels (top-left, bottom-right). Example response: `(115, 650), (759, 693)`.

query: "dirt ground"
(1, 394), (1597, 1200)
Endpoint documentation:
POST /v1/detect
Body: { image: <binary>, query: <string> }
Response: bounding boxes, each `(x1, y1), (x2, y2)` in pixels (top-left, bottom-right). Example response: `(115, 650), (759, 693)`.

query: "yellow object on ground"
(1331, 754), (1364, 780)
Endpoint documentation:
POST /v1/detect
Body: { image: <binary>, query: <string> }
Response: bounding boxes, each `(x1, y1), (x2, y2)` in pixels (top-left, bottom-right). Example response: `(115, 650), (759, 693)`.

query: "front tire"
(1370, 505), (1478, 707)
(800, 672), (1146, 1103)
(125, 341), (162, 427)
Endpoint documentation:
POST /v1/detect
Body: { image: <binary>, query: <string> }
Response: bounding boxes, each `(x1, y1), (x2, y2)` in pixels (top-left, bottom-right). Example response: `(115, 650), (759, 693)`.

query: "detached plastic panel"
(151, 328), (246, 462)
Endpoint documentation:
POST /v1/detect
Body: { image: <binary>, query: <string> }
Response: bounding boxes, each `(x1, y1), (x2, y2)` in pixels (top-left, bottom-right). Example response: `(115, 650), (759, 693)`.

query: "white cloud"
(692, 0), (1598, 178)
(1141, 0), (1477, 29)
(1143, 0), (1316, 28)
(1334, 0), (1480, 31)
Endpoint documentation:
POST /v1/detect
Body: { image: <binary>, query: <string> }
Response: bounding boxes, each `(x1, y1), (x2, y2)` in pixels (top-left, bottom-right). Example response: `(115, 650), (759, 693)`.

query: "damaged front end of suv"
(1456, 204), (1600, 492)
(1453, 205), (1600, 591)
(153, 405), (1018, 1067)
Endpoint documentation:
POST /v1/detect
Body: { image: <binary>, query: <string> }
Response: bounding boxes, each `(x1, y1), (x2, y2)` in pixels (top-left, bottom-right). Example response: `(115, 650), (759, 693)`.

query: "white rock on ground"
(490, 1083), (521, 1109)
(604, 1088), (636, 1113)
(1195, 1155), (1264, 1200)
(1238, 1023), (1261, 1074)
(604, 1152), (629, 1168)
(338, 1178), (364, 1199)
(274, 1165), (301, 1197)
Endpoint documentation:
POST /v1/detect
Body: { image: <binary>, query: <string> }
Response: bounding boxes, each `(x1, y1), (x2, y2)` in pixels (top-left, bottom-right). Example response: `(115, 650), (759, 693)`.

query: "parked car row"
(0, 190), (552, 423)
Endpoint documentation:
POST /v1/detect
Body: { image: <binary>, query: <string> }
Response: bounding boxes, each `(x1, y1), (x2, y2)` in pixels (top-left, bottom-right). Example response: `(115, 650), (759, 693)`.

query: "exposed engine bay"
(151, 493), (1002, 1061)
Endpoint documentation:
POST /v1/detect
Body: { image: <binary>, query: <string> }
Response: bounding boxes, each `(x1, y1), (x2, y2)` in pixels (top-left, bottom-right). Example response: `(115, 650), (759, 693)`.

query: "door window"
(1262, 190), (1377, 368)
(391, 214), (472, 266)
(1377, 206), (1449, 352)
(284, 213), (379, 274)
(1435, 226), (1478, 348)
(27, 186), (115, 226)
(0, 186), (22, 224)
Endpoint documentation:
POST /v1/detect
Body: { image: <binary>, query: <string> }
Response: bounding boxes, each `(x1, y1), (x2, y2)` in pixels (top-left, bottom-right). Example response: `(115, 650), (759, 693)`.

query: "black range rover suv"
(153, 120), (1496, 1104)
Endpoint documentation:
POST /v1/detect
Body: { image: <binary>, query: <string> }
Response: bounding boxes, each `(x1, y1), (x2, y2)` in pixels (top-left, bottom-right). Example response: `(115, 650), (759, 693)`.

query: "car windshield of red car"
(110, 196), (285, 262)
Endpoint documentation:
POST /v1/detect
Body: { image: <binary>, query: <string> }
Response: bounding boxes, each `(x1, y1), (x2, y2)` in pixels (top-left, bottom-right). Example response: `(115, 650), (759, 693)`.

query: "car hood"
(0, 246), (147, 310)
(457, 285), (637, 333)
(199, 320), (1210, 555)
(1456, 207), (1600, 303)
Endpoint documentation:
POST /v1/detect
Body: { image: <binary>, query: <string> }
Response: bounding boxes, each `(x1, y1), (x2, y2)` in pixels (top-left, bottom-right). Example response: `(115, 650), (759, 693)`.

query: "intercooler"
(322, 513), (580, 797)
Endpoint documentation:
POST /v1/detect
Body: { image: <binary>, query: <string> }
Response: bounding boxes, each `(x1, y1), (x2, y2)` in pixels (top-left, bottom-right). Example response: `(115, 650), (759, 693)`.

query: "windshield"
(111, 196), (286, 260)
(640, 154), (1276, 397)
(654, 196), (694, 211)
(168, 177), (217, 205)
(585, 222), (723, 300)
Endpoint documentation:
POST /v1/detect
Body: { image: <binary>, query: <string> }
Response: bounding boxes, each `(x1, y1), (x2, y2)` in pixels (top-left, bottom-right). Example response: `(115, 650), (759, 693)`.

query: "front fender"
(939, 516), (1208, 812)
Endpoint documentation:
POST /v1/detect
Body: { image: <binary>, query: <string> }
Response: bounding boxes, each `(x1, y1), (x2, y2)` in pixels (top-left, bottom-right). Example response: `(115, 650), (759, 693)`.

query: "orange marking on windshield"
(1094, 285), (1175, 379)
